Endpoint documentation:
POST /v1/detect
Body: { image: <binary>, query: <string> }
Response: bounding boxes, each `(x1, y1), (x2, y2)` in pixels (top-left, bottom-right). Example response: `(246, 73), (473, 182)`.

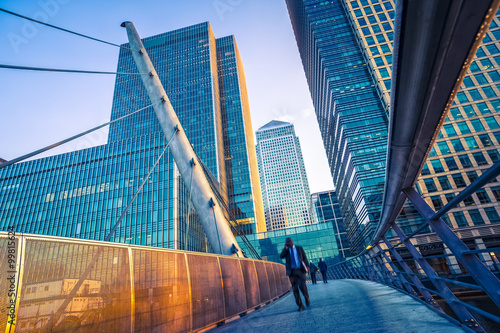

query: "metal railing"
(330, 0), (500, 332)
(1, 232), (289, 332)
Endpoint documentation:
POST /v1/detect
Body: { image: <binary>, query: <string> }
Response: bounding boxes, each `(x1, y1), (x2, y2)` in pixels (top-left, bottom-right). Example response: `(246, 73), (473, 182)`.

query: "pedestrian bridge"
(212, 280), (464, 333)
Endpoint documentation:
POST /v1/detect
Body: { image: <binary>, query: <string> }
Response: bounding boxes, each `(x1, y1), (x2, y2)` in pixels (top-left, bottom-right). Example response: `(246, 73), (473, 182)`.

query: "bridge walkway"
(211, 279), (464, 333)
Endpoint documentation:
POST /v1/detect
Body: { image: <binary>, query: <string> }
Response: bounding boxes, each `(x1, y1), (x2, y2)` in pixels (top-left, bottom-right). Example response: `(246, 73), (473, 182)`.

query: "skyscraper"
(286, 0), (389, 253)
(287, 0), (500, 258)
(256, 120), (315, 231)
(312, 190), (351, 259)
(0, 22), (265, 251)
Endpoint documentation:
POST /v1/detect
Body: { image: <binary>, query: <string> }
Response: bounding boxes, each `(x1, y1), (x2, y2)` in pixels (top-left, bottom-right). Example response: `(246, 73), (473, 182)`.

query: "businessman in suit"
(280, 237), (310, 311)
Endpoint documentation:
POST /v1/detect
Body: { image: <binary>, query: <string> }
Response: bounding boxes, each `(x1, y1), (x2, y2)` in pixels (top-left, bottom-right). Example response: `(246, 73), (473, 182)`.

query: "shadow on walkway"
(210, 279), (465, 333)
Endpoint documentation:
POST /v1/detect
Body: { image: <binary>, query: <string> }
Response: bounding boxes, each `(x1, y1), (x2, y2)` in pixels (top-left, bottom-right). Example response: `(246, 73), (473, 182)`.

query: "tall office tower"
(216, 36), (266, 234)
(286, 0), (389, 253)
(0, 23), (265, 251)
(288, 0), (500, 258)
(256, 120), (315, 231)
(312, 190), (351, 259)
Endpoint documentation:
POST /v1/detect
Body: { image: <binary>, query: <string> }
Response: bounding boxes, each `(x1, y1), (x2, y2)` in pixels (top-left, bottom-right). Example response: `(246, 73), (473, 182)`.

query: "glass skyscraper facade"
(286, 0), (389, 253)
(256, 120), (315, 231)
(0, 22), (264, 251)
(312, 190), (351, 259)
(287, 0), (500, 257)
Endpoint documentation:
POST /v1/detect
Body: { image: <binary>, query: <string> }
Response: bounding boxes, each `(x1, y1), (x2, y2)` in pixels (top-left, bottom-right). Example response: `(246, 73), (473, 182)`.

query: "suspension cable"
(0, 7), (132, 50)
(0, 64), (145, 75)
(0, 103), (158, 169)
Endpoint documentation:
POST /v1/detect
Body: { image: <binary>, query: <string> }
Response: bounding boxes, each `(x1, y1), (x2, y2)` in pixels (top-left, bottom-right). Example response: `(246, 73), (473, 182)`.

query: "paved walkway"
(211, 279), (464, 333)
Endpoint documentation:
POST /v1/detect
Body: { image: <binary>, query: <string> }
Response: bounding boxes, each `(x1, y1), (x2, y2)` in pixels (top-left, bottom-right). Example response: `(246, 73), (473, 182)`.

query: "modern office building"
(312, 190), (351, 259)
(256, 120), (316, 231)
(286, 0), (389, 253)
(0, 22), (265, 252)
(287, 0), (500, 258)
(236, 221), (341, 267)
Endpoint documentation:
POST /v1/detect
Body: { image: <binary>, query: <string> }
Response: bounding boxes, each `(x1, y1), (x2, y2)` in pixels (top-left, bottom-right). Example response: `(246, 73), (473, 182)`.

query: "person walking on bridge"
(280, 237), (310, 311)
(318, 258), (328, 283)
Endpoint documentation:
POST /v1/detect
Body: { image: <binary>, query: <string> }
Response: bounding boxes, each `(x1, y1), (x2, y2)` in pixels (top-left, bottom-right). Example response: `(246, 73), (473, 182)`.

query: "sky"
(0, 0), (334, 193)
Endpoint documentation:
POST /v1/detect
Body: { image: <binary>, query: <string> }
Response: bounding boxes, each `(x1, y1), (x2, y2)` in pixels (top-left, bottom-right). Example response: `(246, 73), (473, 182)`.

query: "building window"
(470, 119), (486, 132)
(468, 89), (482, 101)
(466, 171), (478, 183)
(431, 196), (444, 210)
(476, 102), (490, 114)
(463, 105), (477, 117)
(444, 157), (459, 171)
(443, 124), (458, 137)
(457, 122), (471, 134)
(487, 149), (500, 162)
(475, 73), (489, 84)
(492, 186), (500, 201)
(456, 92), (469, 103)
(437, 142), (450, 154)
(485, 207), (500, 223)
(472, 152), (488, 166)
(451, 139), (465, 152)
(421, 163), (431, 175)
(438, 176), (452, 190)
(475, 189), (491, 204)
(452, 174), (467, 188)
(479, 134), (493, 147)
(463, 196), (476, 206)
(453, 212), (469, 227)
(463, 77), (474, 88)
(469, 209), (485, 225)
(458, 154), (473, 168)
(424, 179), (437, 192)
(485, 116), (500, 129)
(431, 160), (444, 173)
(450, 108), (463, 120)
(465, 137), (479, 150)
(445, 193), (455, 203)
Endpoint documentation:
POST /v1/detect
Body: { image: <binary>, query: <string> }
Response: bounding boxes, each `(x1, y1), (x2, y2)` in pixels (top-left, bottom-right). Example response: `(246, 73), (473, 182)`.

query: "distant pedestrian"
(318, 258), (328, 283)
(309, 263), (318, 284)
(280, 237), (310, 311)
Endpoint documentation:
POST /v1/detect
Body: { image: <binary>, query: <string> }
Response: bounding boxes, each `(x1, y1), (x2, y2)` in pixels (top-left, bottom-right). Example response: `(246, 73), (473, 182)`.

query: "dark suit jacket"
(280, 245), (309, 276)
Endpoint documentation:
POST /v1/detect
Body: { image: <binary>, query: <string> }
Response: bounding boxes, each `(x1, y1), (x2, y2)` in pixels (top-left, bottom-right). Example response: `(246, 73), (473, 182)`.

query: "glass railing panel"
(266, 262), (278, 298)
(186, 254), (224, 330)
(254, 261), (271, 302)
(219, 257), (247, 317)
(132, 249), (190, 332)
(18, 238), (131, 332)
(240, 259), (261, 308)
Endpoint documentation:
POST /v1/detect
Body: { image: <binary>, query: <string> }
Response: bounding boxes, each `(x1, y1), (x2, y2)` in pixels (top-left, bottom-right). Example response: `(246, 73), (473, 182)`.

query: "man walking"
(280, 237), (310, 311)
(318, 258), (328, 283)
(309, 262), (318, 284)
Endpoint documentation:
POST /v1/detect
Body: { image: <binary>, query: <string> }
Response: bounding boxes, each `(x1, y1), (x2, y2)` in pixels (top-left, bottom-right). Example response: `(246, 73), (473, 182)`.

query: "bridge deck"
(211, 279), (464, 333)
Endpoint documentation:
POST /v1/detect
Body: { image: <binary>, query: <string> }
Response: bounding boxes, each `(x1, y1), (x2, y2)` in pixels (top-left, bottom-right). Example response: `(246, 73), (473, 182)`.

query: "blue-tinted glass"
(485, 208), (500, 224)
(488, 149), (500, 162)
(476, 48), (487, 58)
(366, 36), (375, 45)
(374, 57), (384, 66)
(377, 13), (386, 21)
(384, 79), (391, 90)
(379, 68), (389, 78)
(469, 209), (485, 225)
(429, 147), (438, 157)
(463, 77), (474, 87)
(367, 15), (377, 24)
(450, 108), (463, 119)
(458, 154), (473, 168)
(456, 92), (469, 103)
(452, 139), (465, 152)
(457, 122), (471, 134)
(438, 176), (452, 190)
(372, 25), (382, 33)
(376, 34), (386, 43)
(493, 100), (500, 112)
(362, 27), (371, 35)
(421, 163), (430, 175)
(437, 141), (450, 154)
(482, 86), (497, 98)
(465, 137), (479, 149)
(475, 74), (488, 85)
(453, 212), (468, 227)
(486, 116), (500, 129)
(370, 46), (380, 55)
(358, 18), (367, 26)
(483, 34), (493, 43)
(468, 89), (482, 101)
(443, 124), (457, 137)
(431, 160), (444, 173)
(462, 105), (476, 117)
(444, 157), (459, 170)
(481, 58), (494, 69)
(380, 44), (390, 53)
(488, 71), (500, 82)
(364, 7), (373, 14)
(487, 44), (500, 54)
(424, 179), (437, 192)
(473, 152), (488, 165)
(469, 62), (481, 72)
(476, 102), (490, 114)
(382, 22), (391, 31)
(470, 119), (486, 132)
